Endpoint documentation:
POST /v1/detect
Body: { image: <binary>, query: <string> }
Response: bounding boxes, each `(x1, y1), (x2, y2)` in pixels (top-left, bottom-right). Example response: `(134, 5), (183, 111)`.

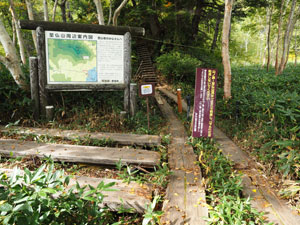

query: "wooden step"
(0, 126), (161, 147)
(0, 168), (152, 213)
(0, 139), (161, 168)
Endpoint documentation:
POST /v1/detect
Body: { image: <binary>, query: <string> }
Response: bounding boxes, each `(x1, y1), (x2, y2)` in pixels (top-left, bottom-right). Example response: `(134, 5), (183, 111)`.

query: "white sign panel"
(141, 84), (153, 95)
(45, 31), (124, 84)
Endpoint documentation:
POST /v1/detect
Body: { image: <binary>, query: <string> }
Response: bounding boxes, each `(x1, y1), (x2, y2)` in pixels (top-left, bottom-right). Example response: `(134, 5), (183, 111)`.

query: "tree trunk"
(284, 5), (300, 68)
(25, 0), (37, 50)
(211, 11), (222, 51)
(275, 0), (285, 75)
(59, 0), (67, 23)
(66, 1), (73, 22)
(222, 0), (234, 99)
(267, 2), (273, 72)
(9, 0), (27, 65)
(52, 0), (59, 22)
(278, 0), (297, 74)
(108, 0), (112, 25)
(113, 0), (128, 26)
(0, 19), (27, 90)
(43, 0), (49, 21)
(191, 0), (205, 40)
(295, 22), (298, 66)
(93, 0), (105, 25)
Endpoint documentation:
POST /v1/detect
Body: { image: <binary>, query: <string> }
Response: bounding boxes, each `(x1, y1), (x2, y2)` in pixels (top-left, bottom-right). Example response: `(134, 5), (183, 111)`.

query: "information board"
(139, 83), (155, 97)
(45, 31), (124, 84)
(192, 68), (218, 138)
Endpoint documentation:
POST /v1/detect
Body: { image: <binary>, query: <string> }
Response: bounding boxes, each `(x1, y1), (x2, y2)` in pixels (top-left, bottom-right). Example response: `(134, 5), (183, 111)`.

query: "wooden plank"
(0, 168), (152, 213)
(155, 92), (207, 224)
(213, 127), (249, 168)
(213, 127), (300, 224)
(0, 139), (160, 168)
(0, 126), (161, 147)
(19, 20), (145, 37)
(29, 57), (40, 120)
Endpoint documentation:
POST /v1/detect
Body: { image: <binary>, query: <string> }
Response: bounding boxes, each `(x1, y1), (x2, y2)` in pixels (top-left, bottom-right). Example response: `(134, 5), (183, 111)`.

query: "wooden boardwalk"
(0, 126), (161, 147)
(155, 92), (207, 225)
(158, 87), (300, 225)
(0, 168), (152, 213)
(0, 139), (160, 168)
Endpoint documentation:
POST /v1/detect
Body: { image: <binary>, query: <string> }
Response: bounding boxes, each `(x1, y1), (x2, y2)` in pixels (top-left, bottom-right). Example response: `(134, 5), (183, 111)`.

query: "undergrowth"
(190, 138), (270, 224)
(216, 65), (300, 180)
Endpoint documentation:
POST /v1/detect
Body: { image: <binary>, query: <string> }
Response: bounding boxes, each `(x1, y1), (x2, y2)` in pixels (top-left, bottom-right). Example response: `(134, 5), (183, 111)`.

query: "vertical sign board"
(45, 31), (124, 84)
(192, 68), (218, 138)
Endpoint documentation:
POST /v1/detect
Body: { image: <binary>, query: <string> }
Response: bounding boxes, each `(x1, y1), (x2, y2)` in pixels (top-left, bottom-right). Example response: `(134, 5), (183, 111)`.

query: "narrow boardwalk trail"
(155, 92), (207, 225)
(0, 139), (160, 168)
(158, 87), (300, 225)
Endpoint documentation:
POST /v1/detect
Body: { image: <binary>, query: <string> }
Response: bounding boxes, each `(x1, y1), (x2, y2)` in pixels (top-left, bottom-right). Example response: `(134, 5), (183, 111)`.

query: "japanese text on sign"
(192, 68), (218, 138)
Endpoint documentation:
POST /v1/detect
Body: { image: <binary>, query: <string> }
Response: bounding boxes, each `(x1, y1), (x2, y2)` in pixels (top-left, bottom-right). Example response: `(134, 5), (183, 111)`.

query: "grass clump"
(190, 138), (270, 224)
(216, 65), (300, 180)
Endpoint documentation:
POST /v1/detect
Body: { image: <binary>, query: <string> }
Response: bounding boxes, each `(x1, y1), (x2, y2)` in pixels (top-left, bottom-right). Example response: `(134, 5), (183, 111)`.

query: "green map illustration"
(48, 39), (97, 82)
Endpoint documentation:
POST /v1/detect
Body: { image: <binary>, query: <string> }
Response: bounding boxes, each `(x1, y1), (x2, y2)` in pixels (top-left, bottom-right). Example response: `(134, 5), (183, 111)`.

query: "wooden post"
(123, 32), (131, 112)
(130, 83), (137, 116)
(45, 105), (54, 121)
(146, 97), (150, 130)
(177, 89), (182, 113)
(29, 57), (40, 120)
(36, 26), (49, 117)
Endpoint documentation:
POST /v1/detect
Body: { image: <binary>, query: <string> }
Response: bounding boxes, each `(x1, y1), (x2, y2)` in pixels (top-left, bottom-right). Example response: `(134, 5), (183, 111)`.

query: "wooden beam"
(0, 139), (160, 168)
(0, 126), (161, 147)
(0, 168), (152, 213)
(19, 20), (145, 36)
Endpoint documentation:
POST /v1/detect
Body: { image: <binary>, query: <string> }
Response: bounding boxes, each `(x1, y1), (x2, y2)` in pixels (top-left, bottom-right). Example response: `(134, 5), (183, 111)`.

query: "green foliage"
(0, 163), (116, 225)
(216, 65), (300, 179)
(0, 65), (32, 123)
(156, 51), (201, 84)
(142, 195), (163, 225)
(190, 138), (269, 224)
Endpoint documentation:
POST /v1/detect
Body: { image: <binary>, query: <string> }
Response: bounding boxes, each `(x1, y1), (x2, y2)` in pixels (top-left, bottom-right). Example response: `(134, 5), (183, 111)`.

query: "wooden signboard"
(22, 20), (146, 118)
(192, 68), (218, 138)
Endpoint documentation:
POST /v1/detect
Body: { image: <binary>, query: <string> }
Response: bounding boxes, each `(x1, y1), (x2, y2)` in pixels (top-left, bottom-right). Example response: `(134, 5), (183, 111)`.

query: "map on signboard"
(45, 31), (124, 84)
(48, 39), (97, 82)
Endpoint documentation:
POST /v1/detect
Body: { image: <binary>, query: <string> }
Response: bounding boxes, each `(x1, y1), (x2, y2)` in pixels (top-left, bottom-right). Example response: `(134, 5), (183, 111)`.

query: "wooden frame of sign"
(24, 20), (144, 119)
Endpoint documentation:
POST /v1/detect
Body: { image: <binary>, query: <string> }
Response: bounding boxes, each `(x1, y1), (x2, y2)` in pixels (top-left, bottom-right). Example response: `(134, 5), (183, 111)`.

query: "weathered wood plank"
(155, 92), (207, 224)
(0, 168), (152, 213)
(0, 139), (160, 168)
(19, 20), (145, 37)
(0, 126), (161, 147)
(213, 127), (300, 224)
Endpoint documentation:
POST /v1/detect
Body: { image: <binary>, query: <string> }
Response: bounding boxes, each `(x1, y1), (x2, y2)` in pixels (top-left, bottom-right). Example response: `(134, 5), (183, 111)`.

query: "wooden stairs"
(135, 40), (157, 83)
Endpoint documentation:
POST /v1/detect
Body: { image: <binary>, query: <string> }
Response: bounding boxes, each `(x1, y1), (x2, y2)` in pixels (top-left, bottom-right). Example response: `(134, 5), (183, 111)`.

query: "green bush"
(156, 51), (201, 84)
(0, 163), (116, 225)
(216, 65), (300, 179)
(190, 138), (268, 224)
